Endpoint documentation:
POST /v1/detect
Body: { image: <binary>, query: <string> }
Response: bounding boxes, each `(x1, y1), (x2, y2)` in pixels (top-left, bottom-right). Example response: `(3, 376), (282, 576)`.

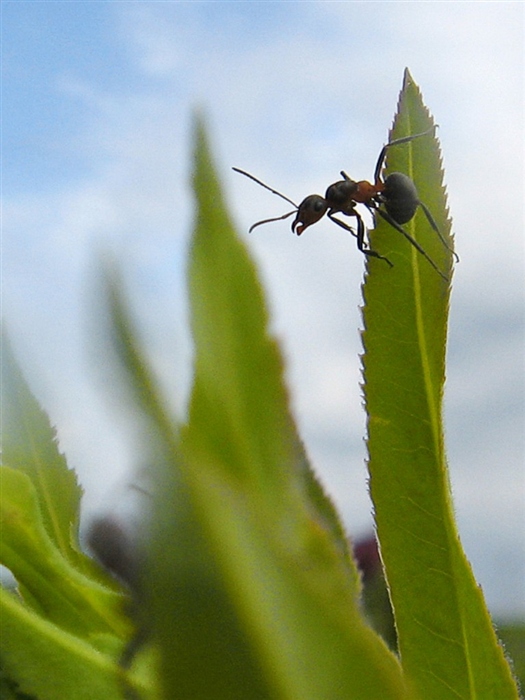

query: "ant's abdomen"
(382, 172), (419, 225)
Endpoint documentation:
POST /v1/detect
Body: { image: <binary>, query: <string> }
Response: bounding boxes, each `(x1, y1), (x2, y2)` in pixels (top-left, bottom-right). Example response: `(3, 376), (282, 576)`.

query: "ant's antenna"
(232, 167), (299, 232)
(232, 168), (298, 209)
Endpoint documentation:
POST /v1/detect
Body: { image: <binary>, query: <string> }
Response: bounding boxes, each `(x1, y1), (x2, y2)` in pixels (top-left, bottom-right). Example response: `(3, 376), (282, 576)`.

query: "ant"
(88, 517), (145, 700)
(233, 127), (458, 281)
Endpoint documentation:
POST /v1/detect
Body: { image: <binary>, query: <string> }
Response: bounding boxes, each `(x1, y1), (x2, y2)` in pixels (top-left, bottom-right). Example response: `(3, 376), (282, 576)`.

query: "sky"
(2, 2), (524, 618)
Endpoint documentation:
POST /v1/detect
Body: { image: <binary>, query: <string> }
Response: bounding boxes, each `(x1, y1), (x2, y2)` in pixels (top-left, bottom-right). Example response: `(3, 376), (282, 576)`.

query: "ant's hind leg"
(376, 208), (449, 281)
(418, 201), (459, 262)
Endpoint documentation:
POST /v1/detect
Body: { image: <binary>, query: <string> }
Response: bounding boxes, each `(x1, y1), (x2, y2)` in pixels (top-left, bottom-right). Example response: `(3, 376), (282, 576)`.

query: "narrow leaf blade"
(1, 330), (88, 572)
(362, 69), (518, 699)
(0, 466), (128, 638)
(0, 587), (138, 700)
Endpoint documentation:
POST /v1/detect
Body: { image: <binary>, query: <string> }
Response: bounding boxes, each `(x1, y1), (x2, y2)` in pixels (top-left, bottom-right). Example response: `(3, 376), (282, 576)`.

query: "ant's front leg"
(417, 201), (459, 262)
(329, 211), (394, 268)
(372, 127), (437, 183)
(327, 210), (357, 239)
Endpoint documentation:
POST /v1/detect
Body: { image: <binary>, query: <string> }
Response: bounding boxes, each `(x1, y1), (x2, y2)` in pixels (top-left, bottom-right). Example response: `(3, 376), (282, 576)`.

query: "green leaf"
(191, 115), (363, 601)
(0, 663), (37, 700)
(151, 457), (414, 700)
(497, 623), (525, 692)
(0, 586), (145, 700)
(362, 69), (519, 699)
(102, 265), (178, 448)
(0, 329), (99, 579)
(187, 117), (357, 573)
(0, 459), (152, 698)
(103, 256), (279, 699)
(0, 466), (128, 638)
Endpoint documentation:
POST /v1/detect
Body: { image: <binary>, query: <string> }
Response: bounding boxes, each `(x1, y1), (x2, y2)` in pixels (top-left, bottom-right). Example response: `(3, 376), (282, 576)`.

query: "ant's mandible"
(233, 128), (458, 281)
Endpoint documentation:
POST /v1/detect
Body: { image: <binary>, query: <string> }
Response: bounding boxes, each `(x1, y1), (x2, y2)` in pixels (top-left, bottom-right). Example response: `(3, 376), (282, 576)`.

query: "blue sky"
(2, 2), (524, 617)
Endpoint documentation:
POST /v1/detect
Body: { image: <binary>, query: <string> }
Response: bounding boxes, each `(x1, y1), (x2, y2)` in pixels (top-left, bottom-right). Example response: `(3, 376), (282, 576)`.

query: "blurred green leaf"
(362, 69), (519, 699)
(187, 117), (358, 578)
(0, 329), (147, 700)
(0, 330), (104, 581)
(104, 255), (277, 700)
(0, 586), (136, 700)
(0, 466), (127, 638)
(0, 664), (37, 700)
(152, 458), (413, 700)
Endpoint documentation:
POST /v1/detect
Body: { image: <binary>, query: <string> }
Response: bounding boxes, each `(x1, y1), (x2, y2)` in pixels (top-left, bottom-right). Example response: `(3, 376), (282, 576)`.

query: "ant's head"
(292, 194), (327, 235)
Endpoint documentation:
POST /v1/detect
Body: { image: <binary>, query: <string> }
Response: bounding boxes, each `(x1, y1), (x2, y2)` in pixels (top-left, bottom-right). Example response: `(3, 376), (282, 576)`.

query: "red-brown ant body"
(233, 128), (457, 281)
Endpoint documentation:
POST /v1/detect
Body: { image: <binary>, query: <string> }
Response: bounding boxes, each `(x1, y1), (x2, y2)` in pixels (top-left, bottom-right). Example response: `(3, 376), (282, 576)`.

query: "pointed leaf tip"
(362, 73), (518, 700)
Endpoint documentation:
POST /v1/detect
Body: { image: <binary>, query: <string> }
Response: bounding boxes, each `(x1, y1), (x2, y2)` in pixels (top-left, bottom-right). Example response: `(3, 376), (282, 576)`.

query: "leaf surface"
(0, 586), (139, 700)
(362, 69), (519, 699)
(0, 466), (127, 637)
(1, 330), (99, 578)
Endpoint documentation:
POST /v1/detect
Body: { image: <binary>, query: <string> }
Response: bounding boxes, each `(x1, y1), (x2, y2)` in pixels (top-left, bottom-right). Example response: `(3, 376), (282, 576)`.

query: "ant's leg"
(375, 208), (449, 282)
(329, 212), (393, 268)
(356, 213), (394, 268)
(327, 211), (357, 238)
(354, 212), (367, 250)
(373, 126), (437, 183)
(418, 201), (459, 262)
